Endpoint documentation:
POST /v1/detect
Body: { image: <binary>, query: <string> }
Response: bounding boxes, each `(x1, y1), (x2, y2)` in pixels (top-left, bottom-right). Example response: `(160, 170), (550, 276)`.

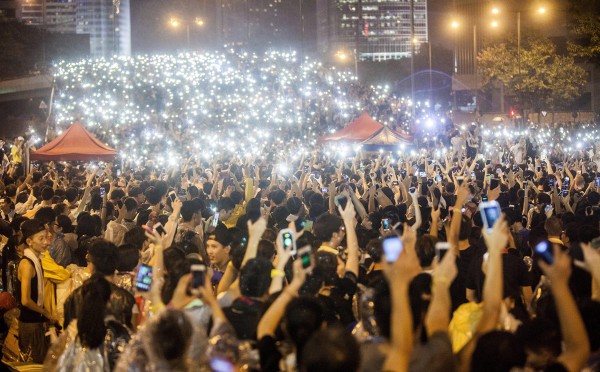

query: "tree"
(478, 37), (587, 119)
(568, 15), (600, 65)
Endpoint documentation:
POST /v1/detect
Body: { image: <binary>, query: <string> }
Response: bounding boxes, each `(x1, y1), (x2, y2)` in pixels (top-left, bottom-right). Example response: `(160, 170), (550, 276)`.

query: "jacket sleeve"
(42, 255), (71, 283)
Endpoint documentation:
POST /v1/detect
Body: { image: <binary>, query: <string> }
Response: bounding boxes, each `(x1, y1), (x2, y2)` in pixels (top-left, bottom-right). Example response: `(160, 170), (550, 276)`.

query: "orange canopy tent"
(319, 112), (384, 142)
(30, 122), (117, 161)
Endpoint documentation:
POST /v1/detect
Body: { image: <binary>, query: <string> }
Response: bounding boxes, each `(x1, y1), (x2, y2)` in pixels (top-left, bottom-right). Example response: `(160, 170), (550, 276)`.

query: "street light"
(168, 17), (204, 47)
(335, 49), (358, 77)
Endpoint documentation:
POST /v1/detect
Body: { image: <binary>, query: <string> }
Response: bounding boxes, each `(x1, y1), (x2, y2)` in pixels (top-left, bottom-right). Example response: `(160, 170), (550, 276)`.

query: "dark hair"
(366, 238), (383, 263)
(88, 239), (119, 276)
(76, 213), (99, 237)
(471, 331), (526, 372)
(415, 235), (437, 267)
(180, 200), (199, 222)
(78, 274), (111, 349)
(373, 280), (392, 339)
(284, 296), (326, 367)
(110, 188), (125, 201)
(459, 214), (472, 241)
(56, 214), (73, 233)
(123, 226), (147, 250)
(300, 326), (360, 372)
(230, 190), (243, 205)
(313, 251), (338, 286)
(239, 257), (273, 297)
(53, 202), (68, 216)
(117, 243), (140, 272)
(123, 197), (138, 212)
(42, 187), (54, 201)
(145, 186), (163, 205)
(148, 309), (192, 362)
(65, 187), (79, 203)
(286, 197), (303, 215)
(269, 189), (286, 205)
(217, 197), (235, 212)
(34, 206), (56, 225)
(515, 318), (561, 357)
(257, 239), (276, 260)
(313, 213), (343, 242)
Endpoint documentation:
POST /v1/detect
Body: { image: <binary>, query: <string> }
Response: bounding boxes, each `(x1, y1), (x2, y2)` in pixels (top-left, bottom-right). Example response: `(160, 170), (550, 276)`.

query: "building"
(17, 0), (130, 58)
(0, 0), (18, 19)
(216, 0), (298, 50)
(317, 0), (428, 62)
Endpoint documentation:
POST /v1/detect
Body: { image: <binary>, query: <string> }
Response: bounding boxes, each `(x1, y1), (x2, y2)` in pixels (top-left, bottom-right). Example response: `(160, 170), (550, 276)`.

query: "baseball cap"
(207, 227), (232, 247)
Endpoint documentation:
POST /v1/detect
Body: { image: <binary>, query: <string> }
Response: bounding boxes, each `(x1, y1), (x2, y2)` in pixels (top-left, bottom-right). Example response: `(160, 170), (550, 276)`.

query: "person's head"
(415, 234), (437, 268)
(124, 226), (149, 252)
(110, 188), (125, 201)
(56, 214), (73, 233)
(286, 197), (304, 216)
(269, 189), (286, 206)
(471, 331), (526, 372)
(117, 243), (141, 272)
(544, 216), (562, 238)
(180, 200), (201, 224)
(40, 186), (54, 202)
(459, 214), (472, 241)
(313, 213), (344, 246)
(284, 296), (326, 366)
(65, 187), (79, 203)
(366, 238), (383, 264)
(238, 257), (273, 299)
(20, 219), (49, 253)
(53, 202), (69, 217)
(0, 198), (14, 214)
(123, 197), (138, 218)
(217, 197), (235, 221)
(76, 213), (100, 237)
(145, 186), (163, 206)
(515, 318), (561, 370)
(129, 186), (145, 204)
(206, 228), (232, 267)
(300, 326), (360, 372)
(34, 207), (56, 234)
(88, 238), (119, 276)
(78, 274), (111, 349)
(144, 309), (194, 368)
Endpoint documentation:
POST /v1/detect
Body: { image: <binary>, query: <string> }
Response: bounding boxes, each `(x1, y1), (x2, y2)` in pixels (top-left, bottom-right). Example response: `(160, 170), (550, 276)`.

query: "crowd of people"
(0, 119), (598, 372)
(0, 51), (597, 372)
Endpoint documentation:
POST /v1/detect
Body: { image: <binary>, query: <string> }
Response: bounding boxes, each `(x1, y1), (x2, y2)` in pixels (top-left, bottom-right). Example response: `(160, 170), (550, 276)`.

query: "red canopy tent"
(30, 122), (117, 161)
(319, 112), (384, 143)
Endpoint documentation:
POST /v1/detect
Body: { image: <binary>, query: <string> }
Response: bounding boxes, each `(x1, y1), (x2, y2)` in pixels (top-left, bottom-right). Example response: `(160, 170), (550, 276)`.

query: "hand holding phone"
(135, 264), (153, 292)
(278, 228), (297, 255)
(190, 264), (206, 295)
(479, 201), (501, 232)
(382, 236), (403, 262)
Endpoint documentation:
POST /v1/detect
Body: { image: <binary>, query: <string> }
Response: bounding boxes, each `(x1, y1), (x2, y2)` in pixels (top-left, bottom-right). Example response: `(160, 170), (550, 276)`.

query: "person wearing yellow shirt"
(223, 177), (254, 228)
(41, 253), (71, 326)
(10, 137), (23, 164)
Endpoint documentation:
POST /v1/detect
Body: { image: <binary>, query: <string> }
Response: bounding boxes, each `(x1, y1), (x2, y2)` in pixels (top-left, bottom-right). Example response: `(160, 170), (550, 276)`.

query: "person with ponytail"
(44, 274), (131, 371)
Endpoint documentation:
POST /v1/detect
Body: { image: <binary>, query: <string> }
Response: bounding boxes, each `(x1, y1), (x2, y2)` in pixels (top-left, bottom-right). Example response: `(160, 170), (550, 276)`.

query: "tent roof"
(362, 126), (412, 146)
(30, 122), (117, 161)
(319, 112), (384, 142)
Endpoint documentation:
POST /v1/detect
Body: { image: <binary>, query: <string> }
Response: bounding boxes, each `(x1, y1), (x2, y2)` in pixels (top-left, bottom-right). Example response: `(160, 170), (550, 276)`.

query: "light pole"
(169, 17), (204, 47)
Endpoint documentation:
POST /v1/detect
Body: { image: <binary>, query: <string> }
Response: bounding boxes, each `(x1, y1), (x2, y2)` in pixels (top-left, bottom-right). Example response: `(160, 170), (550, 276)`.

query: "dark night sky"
(130, 0), (454, 54)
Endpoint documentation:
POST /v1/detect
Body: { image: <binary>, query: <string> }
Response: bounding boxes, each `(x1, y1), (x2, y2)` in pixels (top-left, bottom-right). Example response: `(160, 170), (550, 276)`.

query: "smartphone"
(400, 170), (407, 177)
(190, 264), (206, 294)
(548, 178), (555, 188)
(279, 228), (296, 255)
(392, 181), (399, 186)
(561, 190), (569, 197)
(435, 242), (450, 260)
(135, 264), (153, 292)
(99, 187), (105, 198)
(479, 200), (501, 231)
(409, 186), (416, 193)
(485, 174), (491, 183)
(470, 171), (475, 178)
(427, 179), (434, 187)
(435, 174), (442, 183)
(481, 194), (488, 202)
(169, 191), (177, 202)
(211, 211), (220, 227)
(486, 159), (491, 165)
(535, 241), (553, 264)
(154, 223), (166, 236)
(298, 245), (312, 270)
(382, 218), (391, 231)
(490, 178), (499, 189)
(537, 167), (541, 172)
(210, 358), (235, 372)
(558, 164), (563, 170)
(496, 168), (503, 176)
(321, 187), (328, 193)
(545, 204), (552, 214)
(564, 177), (570, 186)
(419, 171), (426, 178)
(595, 176), (600, 187)
(457, 176), (464, 186)
(382, 235), (403, 262)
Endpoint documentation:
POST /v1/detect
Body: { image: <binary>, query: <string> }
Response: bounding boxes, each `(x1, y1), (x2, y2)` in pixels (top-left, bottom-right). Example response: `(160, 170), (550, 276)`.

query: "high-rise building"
(217, 0), (297, 50)
(0, 0), (18, 19)
(317, 0), (428, 62)
(17, 0), (130, 58)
